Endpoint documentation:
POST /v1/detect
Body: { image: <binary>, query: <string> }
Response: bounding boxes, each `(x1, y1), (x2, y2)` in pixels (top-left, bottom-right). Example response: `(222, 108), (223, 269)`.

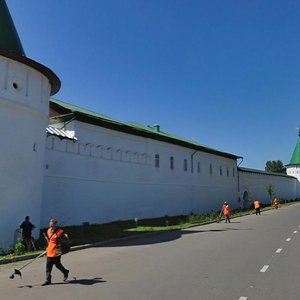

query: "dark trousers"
(46, 256), (68, 282)
(224, 215), (230, 223)
(255, 208), (261, 215)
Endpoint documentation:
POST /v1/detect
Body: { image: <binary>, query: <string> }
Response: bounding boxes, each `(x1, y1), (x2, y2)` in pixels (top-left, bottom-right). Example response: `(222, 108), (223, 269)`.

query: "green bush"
(14, 240), (26, 256)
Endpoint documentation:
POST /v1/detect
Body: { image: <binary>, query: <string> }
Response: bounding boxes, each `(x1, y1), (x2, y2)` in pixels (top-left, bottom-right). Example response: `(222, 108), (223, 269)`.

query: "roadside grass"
(1, 201), (299, 261)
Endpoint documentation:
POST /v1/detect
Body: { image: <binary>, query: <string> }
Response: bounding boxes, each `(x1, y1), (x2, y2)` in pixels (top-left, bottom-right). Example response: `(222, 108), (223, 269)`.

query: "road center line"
(239, 297), (248, 300)
(276, 248), (282, 253)
(260, 265), (269, 273)
(286, 238), (291, 242)
(293, 231), (297, 234)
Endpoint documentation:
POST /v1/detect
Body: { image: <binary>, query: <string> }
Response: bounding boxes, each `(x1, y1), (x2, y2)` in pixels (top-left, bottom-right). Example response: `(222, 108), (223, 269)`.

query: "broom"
(216, 205), (224, 223)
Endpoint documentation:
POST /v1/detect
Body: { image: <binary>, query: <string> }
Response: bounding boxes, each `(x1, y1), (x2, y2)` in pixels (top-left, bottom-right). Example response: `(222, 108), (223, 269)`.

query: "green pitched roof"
(50, 98), (241, 160)
(289, 138), (300, 165)
(0, 0), (25, 55)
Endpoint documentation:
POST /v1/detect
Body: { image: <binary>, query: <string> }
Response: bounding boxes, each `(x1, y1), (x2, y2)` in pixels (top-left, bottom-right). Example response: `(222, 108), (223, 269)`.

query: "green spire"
(0, 0), (25, 56)
(289, 138), (300, 165)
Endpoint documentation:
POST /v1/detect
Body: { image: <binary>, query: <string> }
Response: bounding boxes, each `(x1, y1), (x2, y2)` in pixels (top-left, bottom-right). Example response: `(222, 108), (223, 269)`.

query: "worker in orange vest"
(42, 219), (69, 286)
(223, 201), (231, 223)
(253, 199), (261, 215)
(274, 198), (280, 209)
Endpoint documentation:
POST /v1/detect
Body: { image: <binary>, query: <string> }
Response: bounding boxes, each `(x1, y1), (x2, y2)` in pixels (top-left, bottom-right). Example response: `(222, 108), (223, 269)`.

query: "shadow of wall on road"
(98, 230), (182, 248)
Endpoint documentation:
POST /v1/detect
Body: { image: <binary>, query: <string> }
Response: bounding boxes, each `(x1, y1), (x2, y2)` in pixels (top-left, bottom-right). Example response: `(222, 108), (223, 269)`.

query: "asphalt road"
(1, 203), (300, 300)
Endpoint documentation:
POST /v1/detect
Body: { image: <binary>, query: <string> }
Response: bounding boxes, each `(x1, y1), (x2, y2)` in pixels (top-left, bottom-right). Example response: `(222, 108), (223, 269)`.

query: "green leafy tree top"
(265, 160), (285, 174)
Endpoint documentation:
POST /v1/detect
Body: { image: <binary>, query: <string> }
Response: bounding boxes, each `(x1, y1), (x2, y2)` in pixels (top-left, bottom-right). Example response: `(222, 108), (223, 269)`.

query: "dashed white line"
(260, 265), (269, 273)
(286, 238), (291, 242)
(293, 231), (297, 234)
(239, 297), (248, 300)
(276, 248), (282, 253)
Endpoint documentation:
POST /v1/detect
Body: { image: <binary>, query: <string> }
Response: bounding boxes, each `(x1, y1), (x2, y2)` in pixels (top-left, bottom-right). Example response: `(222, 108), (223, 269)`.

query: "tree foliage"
(265, 160), (285, 174)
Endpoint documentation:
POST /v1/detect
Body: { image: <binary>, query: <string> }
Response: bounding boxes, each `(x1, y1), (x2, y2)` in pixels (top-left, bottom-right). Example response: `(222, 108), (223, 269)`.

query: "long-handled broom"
(216, 205), (224, 223)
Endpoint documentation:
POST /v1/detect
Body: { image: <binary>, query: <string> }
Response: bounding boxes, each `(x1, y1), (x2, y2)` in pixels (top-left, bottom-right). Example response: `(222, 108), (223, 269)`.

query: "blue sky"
(7, 0), (300, 169)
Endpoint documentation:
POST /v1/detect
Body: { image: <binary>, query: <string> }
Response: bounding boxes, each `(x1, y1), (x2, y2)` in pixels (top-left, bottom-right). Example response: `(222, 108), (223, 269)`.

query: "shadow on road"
(98, 224), (254, 248)
(68, 277), (106, 285)
(17, 277), (106, 288)
(99, 230), (182, 248)
(182, 227), (253, 235)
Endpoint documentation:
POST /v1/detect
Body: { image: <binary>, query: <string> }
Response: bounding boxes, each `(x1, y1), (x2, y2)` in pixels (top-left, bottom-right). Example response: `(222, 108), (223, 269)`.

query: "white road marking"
(260, 265), (269, 273)
(239, 297), (248, 300)
(276, 248), (282, 253)
(293, 231), (297, 234)
(286, 238), (291, 242)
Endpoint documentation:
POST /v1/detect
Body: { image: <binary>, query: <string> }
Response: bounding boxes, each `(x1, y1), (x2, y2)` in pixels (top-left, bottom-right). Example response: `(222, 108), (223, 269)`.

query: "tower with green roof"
(0, 0), (60, 251)
(286, 131), (300, 182)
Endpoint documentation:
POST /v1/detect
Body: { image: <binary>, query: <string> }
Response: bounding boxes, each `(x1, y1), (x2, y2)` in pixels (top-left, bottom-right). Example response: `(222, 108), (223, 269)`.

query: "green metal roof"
(50, 98), (241, 160)
(289, 138), (300, 165)
(238, 167), (293, 178)
(0, 0), (25, 55)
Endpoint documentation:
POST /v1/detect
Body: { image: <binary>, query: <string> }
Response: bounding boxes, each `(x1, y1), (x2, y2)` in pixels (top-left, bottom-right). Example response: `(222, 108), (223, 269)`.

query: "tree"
(265, 160), (285, 174)
(266, 184), (275, 205)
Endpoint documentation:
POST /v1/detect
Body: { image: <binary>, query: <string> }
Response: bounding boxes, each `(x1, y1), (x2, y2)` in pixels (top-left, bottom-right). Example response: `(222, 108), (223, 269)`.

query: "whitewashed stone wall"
(238, 169), (299, 208)
(41, 121), (239, 227)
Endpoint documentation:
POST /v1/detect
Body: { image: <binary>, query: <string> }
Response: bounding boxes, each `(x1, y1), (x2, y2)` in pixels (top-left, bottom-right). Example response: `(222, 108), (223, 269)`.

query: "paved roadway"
(1, 203), (300, 300)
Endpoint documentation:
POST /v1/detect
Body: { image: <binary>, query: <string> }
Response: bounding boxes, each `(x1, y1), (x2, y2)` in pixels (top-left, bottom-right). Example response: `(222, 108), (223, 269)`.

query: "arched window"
(184, 159), (188, 171)
(155, 154), (160, 168)
(197, 161), (201, 173)
(170, 156), (174, 170)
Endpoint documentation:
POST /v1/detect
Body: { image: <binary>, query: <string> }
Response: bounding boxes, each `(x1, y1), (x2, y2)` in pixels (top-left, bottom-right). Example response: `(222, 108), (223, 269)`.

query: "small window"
(220, 166), (222, 176)
(170, 156), (174, 170)
(155, 154), (160, 168)
(197, 161), (201, 173)
(210, 163), (213, 175)
(184, 159), (188, 171)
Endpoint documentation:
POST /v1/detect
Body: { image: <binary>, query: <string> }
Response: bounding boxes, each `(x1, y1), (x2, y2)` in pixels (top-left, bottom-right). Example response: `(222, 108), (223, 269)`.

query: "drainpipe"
(237, 157), (244, 193)
(191, 150), (198, 173)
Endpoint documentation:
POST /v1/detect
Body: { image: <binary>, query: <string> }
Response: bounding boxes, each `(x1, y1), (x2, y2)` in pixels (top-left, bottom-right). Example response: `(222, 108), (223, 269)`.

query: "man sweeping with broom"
(42, 218), (69, 286)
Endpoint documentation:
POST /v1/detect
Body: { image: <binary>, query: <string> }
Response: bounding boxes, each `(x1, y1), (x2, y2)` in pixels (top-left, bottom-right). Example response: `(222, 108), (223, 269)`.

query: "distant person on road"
(223, 202), (231, 223)
(253, 199), (261, 215)
(19, 216), (36, 250)
(42, 218), (69, 286)
(274, 198), (280, 209)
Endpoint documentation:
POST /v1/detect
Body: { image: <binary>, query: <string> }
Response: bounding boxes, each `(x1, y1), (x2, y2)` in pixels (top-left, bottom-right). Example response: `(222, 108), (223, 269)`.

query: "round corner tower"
(0, 0), (60, 251)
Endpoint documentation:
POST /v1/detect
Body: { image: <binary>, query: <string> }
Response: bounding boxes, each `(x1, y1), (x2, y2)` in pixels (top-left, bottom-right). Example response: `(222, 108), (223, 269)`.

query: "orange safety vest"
(254, 200), (261, 209)
(223, 204), (230, 216)
(274, 199), (279, 205)
(46, 227), (64, 257)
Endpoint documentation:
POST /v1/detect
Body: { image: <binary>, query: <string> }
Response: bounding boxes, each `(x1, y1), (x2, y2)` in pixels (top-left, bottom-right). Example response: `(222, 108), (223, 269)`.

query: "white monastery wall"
(41, 121), (239, 227)
(238, 170), (298, 208)
(0, 56), (50, 251)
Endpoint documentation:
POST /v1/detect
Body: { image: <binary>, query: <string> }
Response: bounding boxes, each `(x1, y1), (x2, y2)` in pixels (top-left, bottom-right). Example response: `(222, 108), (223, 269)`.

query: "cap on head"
(50, 218), (57, 225)
(224, 201), (227, 204)
(25, 216), (30, 220)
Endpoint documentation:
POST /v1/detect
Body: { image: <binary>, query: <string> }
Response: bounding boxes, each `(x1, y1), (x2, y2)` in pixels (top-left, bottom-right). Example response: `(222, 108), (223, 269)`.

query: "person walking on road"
(274, 198), (280, 209)
(223, 202), (231, 223)
(253, 199), (261, 215)
(42, 218), (69, 286)
(19, 216), (36, 250)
